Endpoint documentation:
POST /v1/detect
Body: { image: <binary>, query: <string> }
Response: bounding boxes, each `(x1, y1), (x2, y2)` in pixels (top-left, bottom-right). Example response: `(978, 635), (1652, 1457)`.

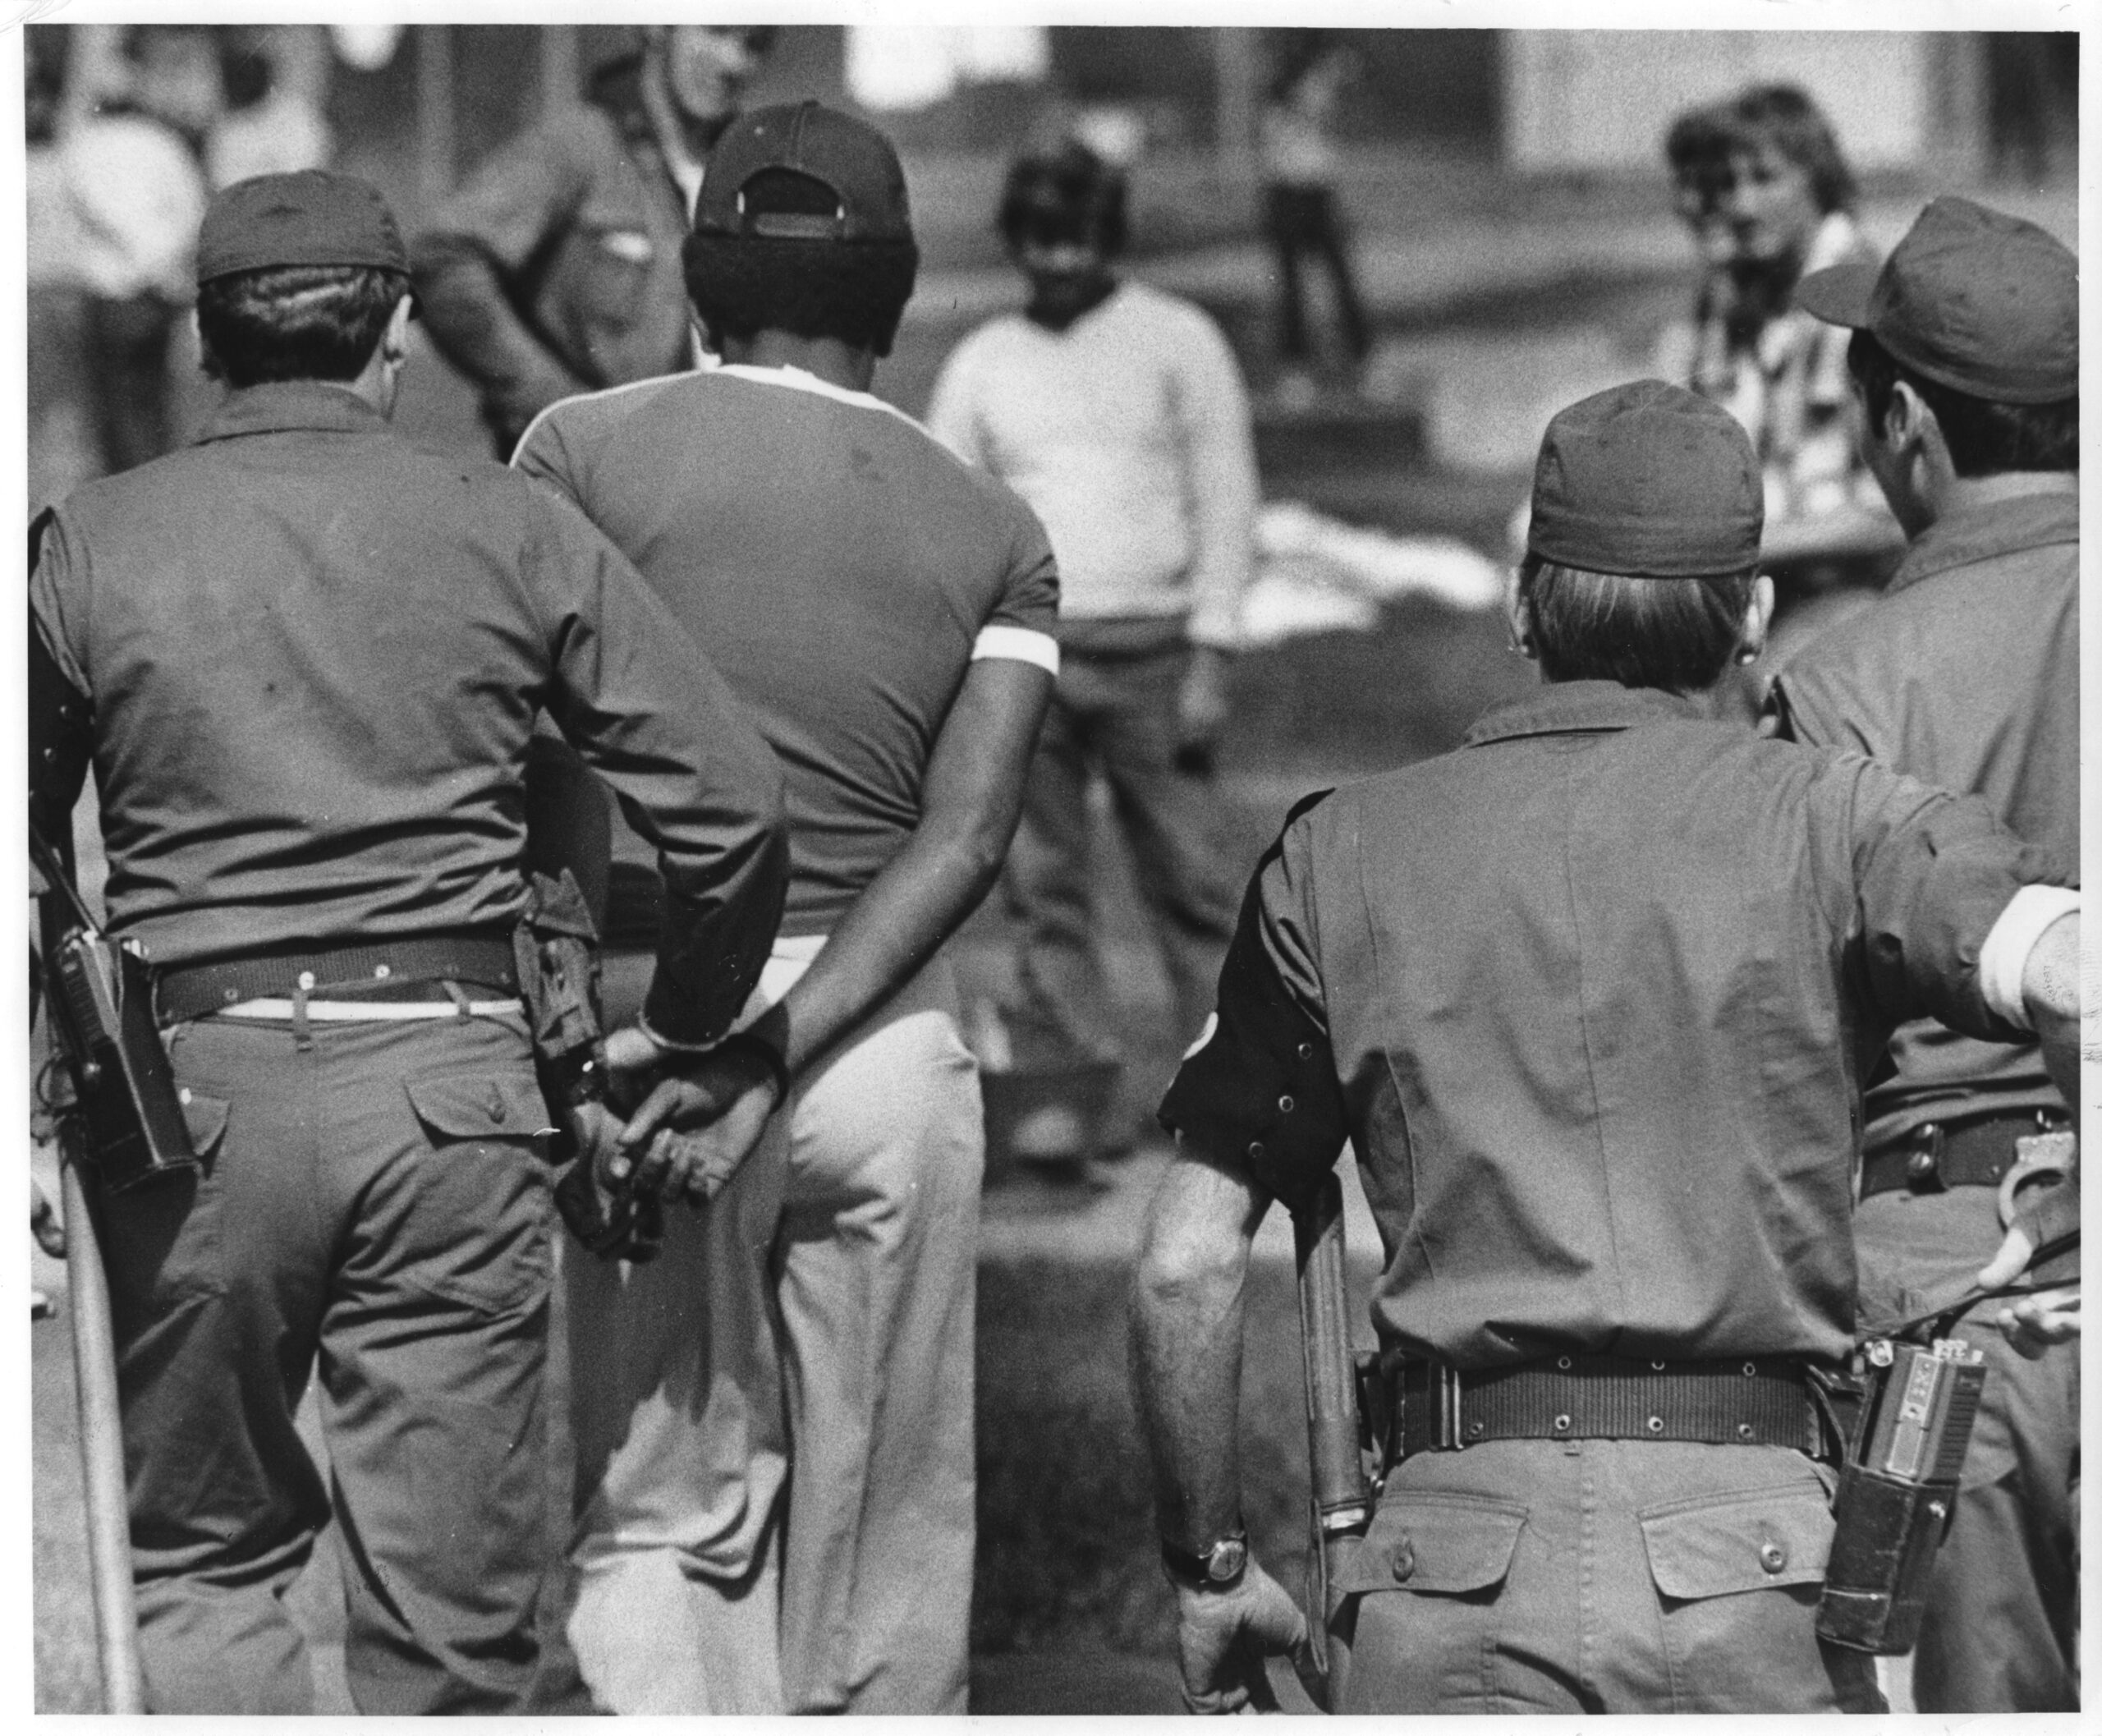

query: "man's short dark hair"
(1847, 330), (2078, 479)
(1722, 85), (1856, 215)
(195, 264), (408, 388)
(1664, 100), (1733, 202)
(997, 140), (1127, 258)
(682, 168), (920, 357)
(1518, 553), (1755, 696)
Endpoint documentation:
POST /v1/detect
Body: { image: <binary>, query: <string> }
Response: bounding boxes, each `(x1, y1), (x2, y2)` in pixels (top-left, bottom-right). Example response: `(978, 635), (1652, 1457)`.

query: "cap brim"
(1793, 260), (1879, 329)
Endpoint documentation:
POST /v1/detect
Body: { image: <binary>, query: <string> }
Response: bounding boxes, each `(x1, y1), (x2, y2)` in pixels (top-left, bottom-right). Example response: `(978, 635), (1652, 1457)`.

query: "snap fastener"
(1650, 1361), (1665, 1371)
(1297, 1042), (1315, 1060)
(374, 963), (392, 979)
(223, 988), (240, 1004)
(1645, 1416), (1664, 1434)
(1907, 1147), (1937, 1182)
(1742, 1362), (1758, 1377)
(1278, 1095), (1296, 1114)
(296, 970), (317, 991)
(1466, 1419), (1485, 1438)
(1555, 1355), (1572, 1371)
(1737, 1422), (1755, 1440)
(1390, 1541), (1416, 1582)
(1247, 1141), (1265, 1160)
(1552, 1413), (1572, 1433)
(1759, 1541), (1788, 1573)
(178, 1087), (193, 1105)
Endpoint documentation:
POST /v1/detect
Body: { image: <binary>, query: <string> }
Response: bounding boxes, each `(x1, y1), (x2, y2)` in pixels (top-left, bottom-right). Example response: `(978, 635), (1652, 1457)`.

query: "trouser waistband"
(1398, 1353), (1829, 1458)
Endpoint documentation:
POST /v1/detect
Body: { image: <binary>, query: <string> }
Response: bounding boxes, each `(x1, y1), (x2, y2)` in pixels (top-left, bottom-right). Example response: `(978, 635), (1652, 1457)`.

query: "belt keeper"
(291, 976), (312, 1051)
(441, 980), (474, 1019)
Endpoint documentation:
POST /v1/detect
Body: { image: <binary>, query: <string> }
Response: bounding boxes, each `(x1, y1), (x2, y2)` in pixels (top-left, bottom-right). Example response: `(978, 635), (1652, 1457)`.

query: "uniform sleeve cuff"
(1980, 884), (2081, 1029)
(971, 624), (1059, 674)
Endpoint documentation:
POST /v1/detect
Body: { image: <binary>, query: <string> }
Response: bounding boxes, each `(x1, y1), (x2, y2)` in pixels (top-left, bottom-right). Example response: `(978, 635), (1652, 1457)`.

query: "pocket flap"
(1331, 1491), (1528, 1596)
(176, 1089), (229, 1155)
(403, 1072), (554, 1141)
(1640, 1484), (1833, 1600)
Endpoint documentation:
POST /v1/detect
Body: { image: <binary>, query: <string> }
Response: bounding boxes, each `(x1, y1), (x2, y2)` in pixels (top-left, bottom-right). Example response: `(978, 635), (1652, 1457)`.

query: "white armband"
(1980, 884), (2081, 1029)
(971, 624), (1059, 675)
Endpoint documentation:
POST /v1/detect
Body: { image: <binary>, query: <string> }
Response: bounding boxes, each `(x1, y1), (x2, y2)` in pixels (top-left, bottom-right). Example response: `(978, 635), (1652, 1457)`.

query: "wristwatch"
(1160, 1528), (1249, 1591)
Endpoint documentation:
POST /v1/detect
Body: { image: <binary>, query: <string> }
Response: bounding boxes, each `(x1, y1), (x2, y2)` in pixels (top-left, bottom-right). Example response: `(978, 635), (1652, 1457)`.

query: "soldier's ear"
(1882, 378), (1931, 456)
(380, 292), (415, 365)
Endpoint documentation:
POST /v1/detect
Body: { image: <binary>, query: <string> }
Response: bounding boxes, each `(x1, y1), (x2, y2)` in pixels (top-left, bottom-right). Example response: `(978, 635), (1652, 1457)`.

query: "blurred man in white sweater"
(928, 139), (1260, 1160)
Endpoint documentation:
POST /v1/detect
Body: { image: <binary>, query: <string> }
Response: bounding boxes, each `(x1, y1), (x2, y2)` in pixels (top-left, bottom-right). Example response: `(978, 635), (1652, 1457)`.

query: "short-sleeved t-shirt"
(516, 363), (1059, 935)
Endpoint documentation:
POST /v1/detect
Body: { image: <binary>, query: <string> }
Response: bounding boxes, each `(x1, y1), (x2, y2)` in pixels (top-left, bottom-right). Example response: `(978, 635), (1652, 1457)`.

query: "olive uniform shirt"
(1767, 491), (2078, 1151)
(30, 379), (786, 1045)
(1163, 682), (2060, 1369)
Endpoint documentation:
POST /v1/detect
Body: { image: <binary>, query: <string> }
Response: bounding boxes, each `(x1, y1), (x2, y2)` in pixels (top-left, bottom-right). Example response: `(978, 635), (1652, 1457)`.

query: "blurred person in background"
(1260, 31), (1371, 405)
(1655, 85), (1880, 536)
(53, 24), (218, 475)
(927, 138), (1258, 1169)
(413, 25), (776, 457)
(1769, 196), (2080, 1715)
(207, 27), (333, 189)
(26, 27), (101, 512)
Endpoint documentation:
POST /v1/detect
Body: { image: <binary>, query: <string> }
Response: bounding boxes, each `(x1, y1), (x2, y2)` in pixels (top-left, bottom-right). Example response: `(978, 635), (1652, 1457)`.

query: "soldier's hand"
(1172, 1556), (1310, 1715)
(30, 1179), (64, 1260)
(608, 1045), (784, 1206)
(600, 1023), (668, 1095)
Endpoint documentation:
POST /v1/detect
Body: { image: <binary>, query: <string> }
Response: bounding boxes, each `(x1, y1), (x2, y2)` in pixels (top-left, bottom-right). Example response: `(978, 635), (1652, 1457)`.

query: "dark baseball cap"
(1527, 380), (1763, 579)
(1795, 196), (2076, 405)
(196, 170), (407, 284)
(692, 101), (912, 242)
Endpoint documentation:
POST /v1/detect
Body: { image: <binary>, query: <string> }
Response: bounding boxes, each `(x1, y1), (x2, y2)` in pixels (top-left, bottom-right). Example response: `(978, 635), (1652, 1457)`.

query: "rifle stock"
(1292, 1173), (1373, 1711)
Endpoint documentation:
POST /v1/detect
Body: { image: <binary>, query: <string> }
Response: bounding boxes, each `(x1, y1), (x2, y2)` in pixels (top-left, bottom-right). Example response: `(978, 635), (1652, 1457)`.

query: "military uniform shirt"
(515, 363), (1059, 936)
(1162, 682), (2058, 1369)
(30, 379), (785, 1045)
(1769, 491), (2078, 1150)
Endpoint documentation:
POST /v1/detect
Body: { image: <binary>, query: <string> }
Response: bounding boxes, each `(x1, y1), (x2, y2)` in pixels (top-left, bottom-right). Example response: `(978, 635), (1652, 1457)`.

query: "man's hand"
(30, 1179), (64, 1260)
(605, 1041), (783, 1207)
(1977, 1219), (2080, 1358)
(1173, 1555), (1310, 1714)
(1174, 647), (1233, 773)
(2018, 910), (2079, 1105)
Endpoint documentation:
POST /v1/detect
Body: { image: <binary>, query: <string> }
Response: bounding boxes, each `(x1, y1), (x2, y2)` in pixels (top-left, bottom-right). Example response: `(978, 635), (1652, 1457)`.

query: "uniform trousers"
(102, 1009), (557, 1714)
(566, 941), (984, 1714)
(1855, 1183), (2080, 1711)
(1329, 1438), (1885, 1715)
(1003, 641), (1241, 1073)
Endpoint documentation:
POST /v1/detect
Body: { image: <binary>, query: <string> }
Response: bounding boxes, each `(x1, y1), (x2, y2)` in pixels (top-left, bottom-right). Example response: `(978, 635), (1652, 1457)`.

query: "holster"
(515, 870), (661, 1262)
(1815, 1336), (1988, 1654)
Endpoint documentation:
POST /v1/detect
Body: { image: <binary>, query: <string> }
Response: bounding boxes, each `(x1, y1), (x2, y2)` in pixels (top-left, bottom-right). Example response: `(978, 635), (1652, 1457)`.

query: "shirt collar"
(1886, 489), (2080, 596)
(711, 362), (928, 434)
(1462, 680), (1704, 747)
(192, 380), (388, 446)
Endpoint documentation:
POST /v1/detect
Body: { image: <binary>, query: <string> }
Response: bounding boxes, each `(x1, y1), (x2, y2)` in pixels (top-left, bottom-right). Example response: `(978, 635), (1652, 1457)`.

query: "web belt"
(1398, 1352), (1828, 1458)
(155, 931), (519, 1025)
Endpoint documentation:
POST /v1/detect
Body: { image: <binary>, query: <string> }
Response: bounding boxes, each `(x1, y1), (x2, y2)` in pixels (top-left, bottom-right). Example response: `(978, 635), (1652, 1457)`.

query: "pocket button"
(1759, 1540), (1788, 1574)
(1391, 1539), (1416, 1582)
(488, 1088), (508, 1124)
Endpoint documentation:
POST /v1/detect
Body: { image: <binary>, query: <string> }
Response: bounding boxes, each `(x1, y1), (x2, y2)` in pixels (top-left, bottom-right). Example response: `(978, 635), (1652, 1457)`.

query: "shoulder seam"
(508, 370), (697, 469)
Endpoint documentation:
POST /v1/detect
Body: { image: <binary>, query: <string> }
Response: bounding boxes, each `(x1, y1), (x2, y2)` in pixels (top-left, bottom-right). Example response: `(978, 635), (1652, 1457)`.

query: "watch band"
(1160, 1527), (1248, 1589)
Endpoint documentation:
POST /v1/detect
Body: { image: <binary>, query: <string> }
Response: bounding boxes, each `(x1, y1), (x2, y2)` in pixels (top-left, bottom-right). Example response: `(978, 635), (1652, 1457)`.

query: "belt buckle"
(2000, 1125), (2077, 1229)
(1436, 1362), (1462, 1451)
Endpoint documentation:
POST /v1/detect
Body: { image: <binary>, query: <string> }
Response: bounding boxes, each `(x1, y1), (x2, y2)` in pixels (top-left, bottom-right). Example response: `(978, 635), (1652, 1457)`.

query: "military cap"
(1526, 380), (1763, 579)
(693, 101), (912, 243)
(196, 170), (407, 283)
(1795, 196), (2075, 405)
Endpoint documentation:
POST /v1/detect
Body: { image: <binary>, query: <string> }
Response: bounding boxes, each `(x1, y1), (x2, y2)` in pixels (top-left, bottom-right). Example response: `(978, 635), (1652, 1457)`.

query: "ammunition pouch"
(515, 870), (661, 1262)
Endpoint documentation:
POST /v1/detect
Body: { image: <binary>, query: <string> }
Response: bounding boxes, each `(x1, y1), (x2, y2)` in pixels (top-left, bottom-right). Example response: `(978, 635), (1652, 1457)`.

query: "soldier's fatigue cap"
(1796, 196), (2075, 404)
(1527, 380), (1763, 579)
(693, 100), (912, 242)
(196, 170), (407, 283)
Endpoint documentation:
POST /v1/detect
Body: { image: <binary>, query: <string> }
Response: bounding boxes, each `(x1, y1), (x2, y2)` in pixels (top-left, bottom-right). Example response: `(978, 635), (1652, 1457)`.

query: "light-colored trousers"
(565, 940), (984, 1714)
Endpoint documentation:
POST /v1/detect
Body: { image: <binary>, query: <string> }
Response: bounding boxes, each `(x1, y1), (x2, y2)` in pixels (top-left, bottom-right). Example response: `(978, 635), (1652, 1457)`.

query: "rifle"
(31, 824), (192, 1714)
(1290, 1172), (1379, 1711)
